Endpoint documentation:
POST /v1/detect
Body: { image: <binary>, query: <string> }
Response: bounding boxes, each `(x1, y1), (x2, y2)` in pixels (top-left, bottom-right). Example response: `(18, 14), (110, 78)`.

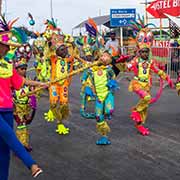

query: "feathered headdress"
(11, 27), (28, 44)
(85, 18), (98, 37)
(129, 15), (155, 49)
(14, 41), (32, 68)
(43, 18), (61, 40)
(10, 27), (32, 67)
(44, 18), (60, 31)
(0, 16), (21, 47)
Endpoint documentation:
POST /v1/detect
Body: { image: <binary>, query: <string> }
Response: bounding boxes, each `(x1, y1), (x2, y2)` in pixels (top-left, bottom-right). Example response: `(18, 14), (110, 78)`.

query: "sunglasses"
(20, 67), (27, 70)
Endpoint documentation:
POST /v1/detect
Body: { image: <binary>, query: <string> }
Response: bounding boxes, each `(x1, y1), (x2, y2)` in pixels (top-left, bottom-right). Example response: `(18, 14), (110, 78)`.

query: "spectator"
(170, 39), (180, 73)
(105, 31), (120, 56)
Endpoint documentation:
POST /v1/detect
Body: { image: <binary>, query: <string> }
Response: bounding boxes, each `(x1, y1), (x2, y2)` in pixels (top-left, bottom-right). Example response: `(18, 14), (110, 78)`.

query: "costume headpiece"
(0, 16), (21, 47)
(85, 18), (98, 37)
(129, 15), (155, 50)
(12, 27), (32, 68)
(75, 35), (93, 56)
(43, 18), (61, 39)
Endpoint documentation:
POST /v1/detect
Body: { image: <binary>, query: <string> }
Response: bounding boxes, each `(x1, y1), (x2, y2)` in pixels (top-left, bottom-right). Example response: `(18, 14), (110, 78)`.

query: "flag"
(169, 19), (180, 38)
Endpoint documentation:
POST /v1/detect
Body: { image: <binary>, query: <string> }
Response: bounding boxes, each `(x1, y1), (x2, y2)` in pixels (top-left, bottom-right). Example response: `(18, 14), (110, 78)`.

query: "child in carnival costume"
(79, 19), (105, 119)
(44, 42), (74, 135)
(79, 18), (127, 122)
(117, 16), (174, 135)
(81, 50), (119, 145)
(0, 16), (45, 179)
(75, 18), (105, 61)
(42, 19), (74, 135)
(35, 18), (61, 82)
(13, 28), (37, 152)
(63, 33), (82, 71)
(33, 35), (51, 82)
(80, 42), (97, 119)
(41, 18), (61, 79)
(84, 18), (128, 77)
(64, 34), (80, 57)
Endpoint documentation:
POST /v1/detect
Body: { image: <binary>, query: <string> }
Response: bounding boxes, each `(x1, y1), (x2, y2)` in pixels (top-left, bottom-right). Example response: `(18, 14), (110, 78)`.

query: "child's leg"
(95, 99), (104, 123)
(55, 83), (70, 135)
(104, 92), (114, 119)
(0, 112), (36, 169)
(132, 99), (150, 135)
(95, 99), (111, 145)
(132, 98), (150, 123)
(131, 81), (151, 123)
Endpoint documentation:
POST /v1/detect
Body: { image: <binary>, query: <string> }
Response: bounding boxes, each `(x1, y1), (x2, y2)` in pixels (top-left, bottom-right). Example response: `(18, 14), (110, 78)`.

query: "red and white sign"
(146, 0), (180, 18)
(152, 40), (170, 57)
(153, 40), (170, 47)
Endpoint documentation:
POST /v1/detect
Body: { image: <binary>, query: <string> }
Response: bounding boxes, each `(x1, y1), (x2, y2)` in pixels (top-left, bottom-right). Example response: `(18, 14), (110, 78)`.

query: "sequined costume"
(33, 37), (51, 82)
(41, 19), (74, 134)
(12, 27), (37, 151)
(78, 18), (105, 119)
(117, 16), (174, 135)
(81, 51), (119, 145)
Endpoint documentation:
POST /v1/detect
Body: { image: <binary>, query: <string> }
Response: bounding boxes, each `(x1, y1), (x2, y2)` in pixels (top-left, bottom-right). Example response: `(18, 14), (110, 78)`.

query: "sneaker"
(32, 168), (43, 178)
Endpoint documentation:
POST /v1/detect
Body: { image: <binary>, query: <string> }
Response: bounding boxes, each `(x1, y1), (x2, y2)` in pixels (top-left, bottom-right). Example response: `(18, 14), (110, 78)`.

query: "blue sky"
(3, 0), (166, 34)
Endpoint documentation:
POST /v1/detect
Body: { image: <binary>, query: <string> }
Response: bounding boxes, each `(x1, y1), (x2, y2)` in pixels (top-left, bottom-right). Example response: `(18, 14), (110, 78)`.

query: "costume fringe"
(16, 126), (29, 147)
(51, 105), (62, 123)
(50, 104), (70, 123)
(60, 104), (70, 120)
(96, 121), (110, 136)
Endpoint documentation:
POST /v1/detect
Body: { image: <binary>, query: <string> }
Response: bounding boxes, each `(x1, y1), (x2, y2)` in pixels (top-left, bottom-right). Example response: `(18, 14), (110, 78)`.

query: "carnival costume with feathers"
(43, 19), (74, 135)
(32, 18), (61, 82)
(33, 36), (51, 82)
(117, 15), (174, 135)
(12, 27), (37, 151)
(81, 51), (119, 145)
(78, 18), (105, 120)
(79, 19), (120, 145)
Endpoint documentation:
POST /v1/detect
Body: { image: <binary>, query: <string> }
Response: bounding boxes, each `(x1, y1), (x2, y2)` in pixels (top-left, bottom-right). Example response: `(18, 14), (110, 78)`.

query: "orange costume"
(44, 45), (74, 135)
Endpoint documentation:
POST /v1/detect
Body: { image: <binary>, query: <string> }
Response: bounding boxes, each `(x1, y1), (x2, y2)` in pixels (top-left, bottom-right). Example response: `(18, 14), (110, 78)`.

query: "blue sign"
(110, 9), (136, 27)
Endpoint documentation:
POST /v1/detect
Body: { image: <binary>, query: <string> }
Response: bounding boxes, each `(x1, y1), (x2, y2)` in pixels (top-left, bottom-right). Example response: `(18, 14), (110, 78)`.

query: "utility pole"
(0, 0), (2, 15)
(50, 0), (53, 19)
(145, 0), (148, 24)
(140, 0), (166, 40)
(140, 0), (152, 24)
(99, 9), (102, 34)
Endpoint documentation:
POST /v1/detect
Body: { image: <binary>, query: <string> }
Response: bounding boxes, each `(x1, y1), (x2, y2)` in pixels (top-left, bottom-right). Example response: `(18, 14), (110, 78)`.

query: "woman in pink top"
(0, 17), (45, 180)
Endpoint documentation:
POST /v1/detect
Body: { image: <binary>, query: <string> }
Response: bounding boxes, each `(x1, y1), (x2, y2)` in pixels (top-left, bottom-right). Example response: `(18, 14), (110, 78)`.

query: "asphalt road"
(9, 75), (180, 180)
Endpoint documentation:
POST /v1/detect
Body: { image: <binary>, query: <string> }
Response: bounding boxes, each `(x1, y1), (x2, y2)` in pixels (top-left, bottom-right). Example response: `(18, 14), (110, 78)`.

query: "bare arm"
(24, 79), (47, 87)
